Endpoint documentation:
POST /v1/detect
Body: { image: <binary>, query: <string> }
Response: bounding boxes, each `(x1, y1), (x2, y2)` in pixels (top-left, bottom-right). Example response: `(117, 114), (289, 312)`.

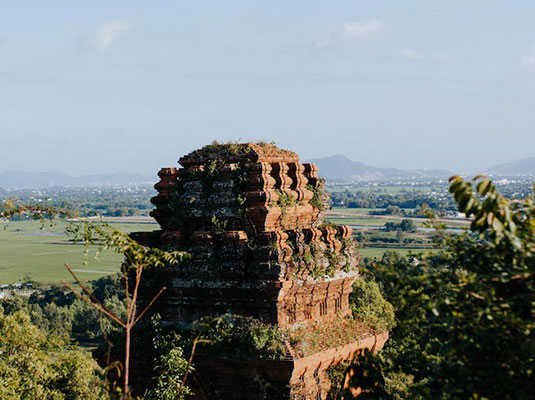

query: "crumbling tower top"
(150, 141), (328, 238)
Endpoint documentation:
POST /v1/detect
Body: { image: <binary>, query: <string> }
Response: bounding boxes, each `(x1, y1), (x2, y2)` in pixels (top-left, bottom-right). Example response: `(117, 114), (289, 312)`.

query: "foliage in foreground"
(339, 177), (535, 400)
(0, 309), (107, 400)
(1, 202), (193, 399)
(144, 320), (193, 400)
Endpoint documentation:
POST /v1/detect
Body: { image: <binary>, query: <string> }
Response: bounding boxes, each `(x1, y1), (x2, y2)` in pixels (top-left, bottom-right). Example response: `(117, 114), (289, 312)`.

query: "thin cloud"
(400, 48), (422, 60)
(90, 21), (130, 51)
(342, 20), (383, 39)
(431, 53), (456, 62)
(400, 48), (455, 62)
(316, 19), (383, 49)
(315, 29), (335, 49)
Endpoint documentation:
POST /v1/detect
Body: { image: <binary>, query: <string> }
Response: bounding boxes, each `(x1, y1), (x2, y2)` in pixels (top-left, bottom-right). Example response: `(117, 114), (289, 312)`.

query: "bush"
(350, 277), (395, 332)
(192, 315), (289, 360)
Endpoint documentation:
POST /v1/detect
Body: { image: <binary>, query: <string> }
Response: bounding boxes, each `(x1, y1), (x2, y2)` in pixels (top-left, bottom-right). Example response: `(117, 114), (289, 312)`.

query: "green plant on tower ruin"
(307, 183), (326, 211)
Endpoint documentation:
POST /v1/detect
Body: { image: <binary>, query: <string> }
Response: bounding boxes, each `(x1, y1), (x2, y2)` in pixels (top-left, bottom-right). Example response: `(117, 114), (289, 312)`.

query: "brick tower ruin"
(132, 142), (388, 399)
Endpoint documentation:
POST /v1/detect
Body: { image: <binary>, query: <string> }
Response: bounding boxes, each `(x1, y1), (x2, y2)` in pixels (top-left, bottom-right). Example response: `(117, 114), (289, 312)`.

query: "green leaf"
(476, 179), (492, 196)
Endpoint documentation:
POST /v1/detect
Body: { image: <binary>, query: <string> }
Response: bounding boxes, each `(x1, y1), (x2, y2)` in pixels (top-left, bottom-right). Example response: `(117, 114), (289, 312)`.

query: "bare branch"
(62, 280), (126, 328)
(64, 263), (119, 318)
(179, 335), (200, 393)
(133, 286), (167, 326)
(127, 267), (143, 327)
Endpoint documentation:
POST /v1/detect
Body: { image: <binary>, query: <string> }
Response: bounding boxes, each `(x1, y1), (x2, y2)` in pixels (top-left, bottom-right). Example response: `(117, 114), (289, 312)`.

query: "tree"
(0, 310), (107, 400)
(340, 177), (535, 399)
(399, 219), (415, 232)
(384, 205), (402, 216)
(383, 222), (397, 231)
(383, 219), (415, 232)
(395, 230), (405, 245)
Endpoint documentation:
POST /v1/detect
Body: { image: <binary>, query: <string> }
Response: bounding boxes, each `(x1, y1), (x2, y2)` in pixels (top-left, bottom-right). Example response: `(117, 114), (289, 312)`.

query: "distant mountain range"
(483, 157), (535, 176)
(1, 156), (533, 188)
(0, 171), (153, 189)
(306, 155), (452, 181)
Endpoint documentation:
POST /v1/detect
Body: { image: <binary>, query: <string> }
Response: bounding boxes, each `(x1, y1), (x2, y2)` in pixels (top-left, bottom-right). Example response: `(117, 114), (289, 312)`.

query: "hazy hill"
(485, 157), (535, 175)
(306, 154), (451, 181)
(0, 171), (153, 189)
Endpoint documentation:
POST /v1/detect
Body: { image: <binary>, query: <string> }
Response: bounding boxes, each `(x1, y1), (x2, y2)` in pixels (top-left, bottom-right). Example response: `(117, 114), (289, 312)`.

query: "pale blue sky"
(1, 1), (535, 175)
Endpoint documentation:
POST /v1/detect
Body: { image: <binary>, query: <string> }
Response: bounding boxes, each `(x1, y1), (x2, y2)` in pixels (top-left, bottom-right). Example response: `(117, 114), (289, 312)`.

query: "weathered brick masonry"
(131, 143), (387, 399)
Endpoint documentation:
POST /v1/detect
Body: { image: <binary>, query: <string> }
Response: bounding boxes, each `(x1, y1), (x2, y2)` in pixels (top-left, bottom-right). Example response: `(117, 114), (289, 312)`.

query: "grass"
(330, 207), (413, 214)
(289, 317), (373, 358)
(327, 207), (469, 229)
(326, 186), (438, 194)
(0, 220), (157, 285)
(359, 247), (439, 259)
(330, 207), (386, 214)
(327, 216), (423, 227)
(327, 213), (428, 228)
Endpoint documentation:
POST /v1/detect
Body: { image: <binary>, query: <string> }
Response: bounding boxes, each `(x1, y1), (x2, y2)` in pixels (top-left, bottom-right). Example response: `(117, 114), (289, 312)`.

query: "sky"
(1, 1), (535, 175)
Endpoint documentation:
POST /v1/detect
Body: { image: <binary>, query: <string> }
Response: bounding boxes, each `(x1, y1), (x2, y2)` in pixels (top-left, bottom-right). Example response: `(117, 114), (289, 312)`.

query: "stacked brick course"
(132, 143), (386, 399)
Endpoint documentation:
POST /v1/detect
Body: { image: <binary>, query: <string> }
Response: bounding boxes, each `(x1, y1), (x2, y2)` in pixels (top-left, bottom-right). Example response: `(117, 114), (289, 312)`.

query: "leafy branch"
(62, 222), (190, 397)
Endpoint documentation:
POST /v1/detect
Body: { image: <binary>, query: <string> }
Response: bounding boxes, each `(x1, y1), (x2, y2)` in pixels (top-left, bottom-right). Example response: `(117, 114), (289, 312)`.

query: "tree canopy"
(0, 309), (107, 400)
(341, 176), (535, 399)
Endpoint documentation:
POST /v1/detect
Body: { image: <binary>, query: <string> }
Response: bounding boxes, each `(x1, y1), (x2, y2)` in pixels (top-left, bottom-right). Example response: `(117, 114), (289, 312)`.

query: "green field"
(326, 185), (438, 194)
(326, 207), (448, 260)
(359, 247), (438, 259)
(327, 207), (469, 229)
(0, 220), (157, 285)
(327, 211), (425, 228)
(330, 207), (386, 214)
(1, 209), (451, 285)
